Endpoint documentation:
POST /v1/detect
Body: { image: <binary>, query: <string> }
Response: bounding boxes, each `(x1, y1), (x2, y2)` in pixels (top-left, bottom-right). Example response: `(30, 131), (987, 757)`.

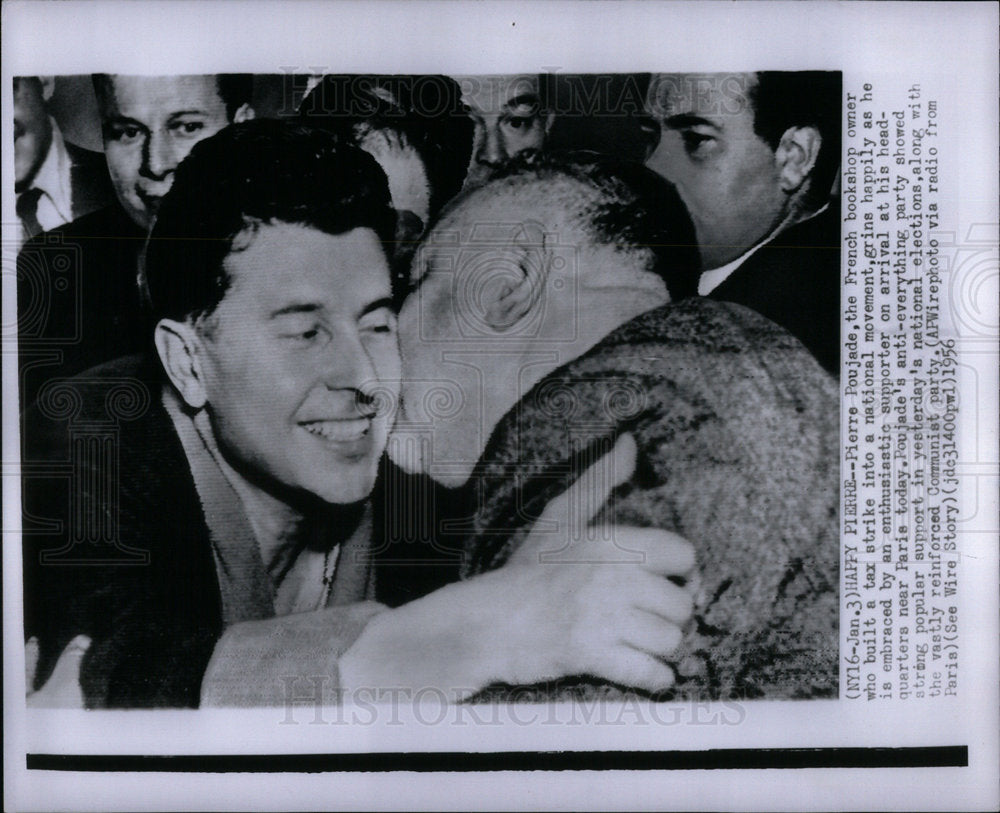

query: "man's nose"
(141, 130), (177, 181)
(320, 329), (380, 404)
(644, 134), (677, 183)
(476, 121), (507, 167)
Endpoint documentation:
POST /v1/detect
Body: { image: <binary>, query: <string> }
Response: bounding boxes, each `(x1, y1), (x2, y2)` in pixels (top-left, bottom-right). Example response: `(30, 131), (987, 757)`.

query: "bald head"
(413, 150), (698, 294)
(392, 152), (698, 485)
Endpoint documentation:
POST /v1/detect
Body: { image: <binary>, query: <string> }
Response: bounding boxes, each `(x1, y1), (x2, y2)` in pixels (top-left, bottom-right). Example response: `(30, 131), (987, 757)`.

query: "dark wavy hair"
(297, 74), (473, 217)
(142, 118), (396, 325)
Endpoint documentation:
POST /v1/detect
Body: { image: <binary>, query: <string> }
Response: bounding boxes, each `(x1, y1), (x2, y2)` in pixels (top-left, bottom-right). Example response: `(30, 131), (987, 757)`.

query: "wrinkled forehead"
(452, 74), (542, 116)
(645, 72), (756, 120)
(97, 74), (225, 118)
(411, 180), (576, 285)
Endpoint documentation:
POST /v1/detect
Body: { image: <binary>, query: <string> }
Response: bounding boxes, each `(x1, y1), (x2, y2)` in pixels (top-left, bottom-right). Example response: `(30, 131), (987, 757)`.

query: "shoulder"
(737, 205), (840, 277)
(22, 357), (220, 705)
(584, 297), (832, 385)
(32, 203), (137, 242)
(23, 354), (181, 498)
(520, 297), (838, 496)
(17, 204), (145, 301)
(19, 204), (139, 263)
(707, 205), (841, 374)
(785, 201), (840, 243)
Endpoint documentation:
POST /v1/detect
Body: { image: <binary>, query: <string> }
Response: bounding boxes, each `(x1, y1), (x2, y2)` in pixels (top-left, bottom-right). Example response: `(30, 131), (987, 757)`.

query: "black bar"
(28, 746), (967, 773)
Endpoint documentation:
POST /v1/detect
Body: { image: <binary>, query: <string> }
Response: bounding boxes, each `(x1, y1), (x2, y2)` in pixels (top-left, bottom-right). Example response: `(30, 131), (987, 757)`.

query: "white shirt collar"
(24, 118), (73, 231)
(697, 203), (831, 296)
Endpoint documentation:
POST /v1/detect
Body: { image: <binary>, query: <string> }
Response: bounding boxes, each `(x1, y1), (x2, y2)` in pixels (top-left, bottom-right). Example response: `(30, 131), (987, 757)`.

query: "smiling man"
(17, 74), (254, 409)
(23, 121), (697, 708)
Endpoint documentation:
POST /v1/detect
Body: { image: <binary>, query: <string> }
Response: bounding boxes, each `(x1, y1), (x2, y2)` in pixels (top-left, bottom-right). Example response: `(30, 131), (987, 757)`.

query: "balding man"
(23, 123), (698, 708)
(392, 152), (839, 700)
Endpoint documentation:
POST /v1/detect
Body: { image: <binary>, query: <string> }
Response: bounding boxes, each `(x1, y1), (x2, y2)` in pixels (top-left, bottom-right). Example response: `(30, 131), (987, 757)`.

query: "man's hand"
(25, 635), (90, 708)
(339, 434), (695, 700)
(509, 432), (694, 568)
(500, 432), (696, 690)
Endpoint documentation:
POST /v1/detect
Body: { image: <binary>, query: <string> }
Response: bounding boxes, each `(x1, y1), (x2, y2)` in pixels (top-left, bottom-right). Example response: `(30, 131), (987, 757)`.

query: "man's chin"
(307, 466), (379, 506)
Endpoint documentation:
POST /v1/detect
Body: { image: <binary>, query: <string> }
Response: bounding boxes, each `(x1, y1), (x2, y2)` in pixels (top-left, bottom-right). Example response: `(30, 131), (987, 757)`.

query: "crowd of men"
(16, 71), (841, 707)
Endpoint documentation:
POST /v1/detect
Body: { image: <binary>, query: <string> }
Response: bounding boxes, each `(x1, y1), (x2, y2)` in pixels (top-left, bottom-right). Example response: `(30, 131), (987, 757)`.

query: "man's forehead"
(103, 75), (225, 115)
(453, 74), (541, 115)
(646, 72), (756, 121)
(223, 224), (389, 301)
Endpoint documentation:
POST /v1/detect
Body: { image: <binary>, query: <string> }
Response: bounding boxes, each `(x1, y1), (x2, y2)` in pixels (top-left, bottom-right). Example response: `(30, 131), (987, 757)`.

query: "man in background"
(13, 76), (113, 245)
(17, 74), (254, 408)
(297, 74), (473, 286)
(644, 71), (841, 374)
(453, 74), (554, 189)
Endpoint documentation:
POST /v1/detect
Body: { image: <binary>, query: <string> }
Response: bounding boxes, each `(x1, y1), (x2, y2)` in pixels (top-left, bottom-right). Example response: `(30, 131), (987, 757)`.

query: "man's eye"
(638, 117), (662, 156)
(638, 116), (660, 139)
(366, 320), (395, 335)
(282, 325), (324, 343)
(361, 310), (397, 335)
(504, 115), (537, 130)
(172, 120), (206, 136)
(107, 124), (143, 143)
(681, 130), (714, 155)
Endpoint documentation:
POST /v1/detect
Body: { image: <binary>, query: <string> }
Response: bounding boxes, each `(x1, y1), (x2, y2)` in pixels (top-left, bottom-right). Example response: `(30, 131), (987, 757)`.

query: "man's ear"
(232, 103), (255, 123)
(154, 319), (208, 409)
(774, 125), (821, 194)
(484, 221), (549, 331)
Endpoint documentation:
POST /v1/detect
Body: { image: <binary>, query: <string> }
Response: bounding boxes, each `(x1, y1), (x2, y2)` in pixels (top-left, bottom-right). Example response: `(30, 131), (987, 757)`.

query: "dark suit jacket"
(462, 298), (840, 701)
(17, 203), (150, 410)
(22, 355), (222, 707)
(709, 204), (840, 375)
(21, 353), (462, 706)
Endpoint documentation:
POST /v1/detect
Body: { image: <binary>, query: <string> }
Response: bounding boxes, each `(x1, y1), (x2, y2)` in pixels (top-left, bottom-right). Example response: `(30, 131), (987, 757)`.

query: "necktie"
(17, 187), (45, 240)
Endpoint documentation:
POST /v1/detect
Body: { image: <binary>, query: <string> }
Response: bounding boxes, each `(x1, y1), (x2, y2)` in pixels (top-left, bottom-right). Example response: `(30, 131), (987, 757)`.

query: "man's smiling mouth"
(299, 418), (372, 443)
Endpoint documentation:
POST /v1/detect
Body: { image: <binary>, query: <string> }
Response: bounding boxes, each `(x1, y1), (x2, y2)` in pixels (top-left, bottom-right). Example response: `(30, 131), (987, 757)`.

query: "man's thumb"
(543, 432), (637, 536)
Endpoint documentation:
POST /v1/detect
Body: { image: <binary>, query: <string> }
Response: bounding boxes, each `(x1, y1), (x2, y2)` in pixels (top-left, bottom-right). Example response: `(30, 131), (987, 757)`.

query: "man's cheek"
(524, 122), (547, 149)
(106, 149), (139, 188)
